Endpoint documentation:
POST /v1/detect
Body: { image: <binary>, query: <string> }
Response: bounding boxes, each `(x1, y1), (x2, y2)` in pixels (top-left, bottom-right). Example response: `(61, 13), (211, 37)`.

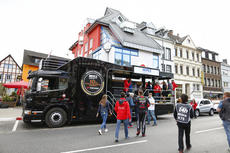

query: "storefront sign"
(134, 66), (159, 76)
(81, 71), (104, 96)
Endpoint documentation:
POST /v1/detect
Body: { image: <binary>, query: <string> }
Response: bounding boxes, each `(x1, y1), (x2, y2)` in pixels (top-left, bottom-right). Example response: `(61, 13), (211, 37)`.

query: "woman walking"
(96, 95), (111, 135)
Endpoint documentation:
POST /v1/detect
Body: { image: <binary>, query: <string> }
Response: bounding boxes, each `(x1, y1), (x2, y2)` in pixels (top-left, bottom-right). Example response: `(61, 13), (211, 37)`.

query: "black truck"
(23, 57), (174, 128)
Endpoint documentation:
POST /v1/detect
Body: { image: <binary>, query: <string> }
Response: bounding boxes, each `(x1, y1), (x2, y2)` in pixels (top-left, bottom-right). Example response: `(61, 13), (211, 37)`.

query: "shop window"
(166, 65), (172, 73)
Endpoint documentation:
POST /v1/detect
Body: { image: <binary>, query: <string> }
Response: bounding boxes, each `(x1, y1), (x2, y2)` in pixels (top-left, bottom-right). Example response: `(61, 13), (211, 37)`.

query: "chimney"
(168, 30), (173, 35)
(223, 59), (228, 64)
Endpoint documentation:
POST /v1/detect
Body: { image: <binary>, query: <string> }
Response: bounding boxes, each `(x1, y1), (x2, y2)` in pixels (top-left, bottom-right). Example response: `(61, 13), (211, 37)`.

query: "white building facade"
(222, 59), (230, 93)
(169, 33), (203, 99)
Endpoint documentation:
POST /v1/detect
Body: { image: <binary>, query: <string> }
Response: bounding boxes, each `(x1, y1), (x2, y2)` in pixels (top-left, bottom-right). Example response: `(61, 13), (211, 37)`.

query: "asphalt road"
(0, 114), (228, 153)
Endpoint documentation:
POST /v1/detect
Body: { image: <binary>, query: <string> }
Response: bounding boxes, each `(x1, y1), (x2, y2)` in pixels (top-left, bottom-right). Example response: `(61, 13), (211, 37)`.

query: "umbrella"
(3, 81), (28, 89)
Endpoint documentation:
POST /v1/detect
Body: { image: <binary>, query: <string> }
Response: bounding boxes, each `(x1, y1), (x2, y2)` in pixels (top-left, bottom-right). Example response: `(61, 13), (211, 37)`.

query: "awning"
(3, 81), (28, 89)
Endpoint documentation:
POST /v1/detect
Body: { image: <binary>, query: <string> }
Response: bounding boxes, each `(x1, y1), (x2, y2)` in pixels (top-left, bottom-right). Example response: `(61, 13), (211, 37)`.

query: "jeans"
(147, 110), (157, 125)
(115, 119), (129, 139)
(223, 120), (230, 147)
(129, 109), (133, 126)
(100, 113), (108, 129)
(177, 122), (191, 151)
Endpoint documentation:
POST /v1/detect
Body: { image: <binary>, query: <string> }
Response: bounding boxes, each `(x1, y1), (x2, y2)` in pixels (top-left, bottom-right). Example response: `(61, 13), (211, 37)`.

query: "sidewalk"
(0, 107), (22, 121)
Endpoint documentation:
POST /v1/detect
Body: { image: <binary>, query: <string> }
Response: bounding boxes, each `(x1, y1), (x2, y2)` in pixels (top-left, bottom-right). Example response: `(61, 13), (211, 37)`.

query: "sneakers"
(187, 145), (192, 150)
(98, 129), (102, 135)
(115, 139), (119, 142)
(104, 129), (108, 133)
(142, 134), (146, 137)
(153, 123), (157, 126)
(136, 131), (140, 136)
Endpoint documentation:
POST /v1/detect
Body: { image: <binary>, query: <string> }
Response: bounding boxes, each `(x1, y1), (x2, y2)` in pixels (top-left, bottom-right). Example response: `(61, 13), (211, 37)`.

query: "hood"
(119, 99), (126, 105)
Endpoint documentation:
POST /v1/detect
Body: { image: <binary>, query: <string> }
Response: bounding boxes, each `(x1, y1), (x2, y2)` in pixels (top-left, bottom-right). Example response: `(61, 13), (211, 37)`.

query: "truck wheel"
(195, 109), (200, 117)
(209, 109), (214, 116)
(45, 107), (67, 128)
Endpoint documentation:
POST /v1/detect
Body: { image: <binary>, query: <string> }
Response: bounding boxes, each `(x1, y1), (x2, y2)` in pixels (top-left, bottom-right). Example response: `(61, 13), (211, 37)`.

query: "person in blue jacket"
(96, 94), (111, 135)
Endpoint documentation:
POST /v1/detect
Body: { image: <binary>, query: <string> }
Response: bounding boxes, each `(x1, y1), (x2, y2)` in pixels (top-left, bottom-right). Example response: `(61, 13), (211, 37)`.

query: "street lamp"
(103, 41), (112, 62)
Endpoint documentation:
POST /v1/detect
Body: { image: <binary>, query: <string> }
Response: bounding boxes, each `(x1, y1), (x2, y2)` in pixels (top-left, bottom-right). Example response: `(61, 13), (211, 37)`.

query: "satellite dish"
(103, 41), (112, 53)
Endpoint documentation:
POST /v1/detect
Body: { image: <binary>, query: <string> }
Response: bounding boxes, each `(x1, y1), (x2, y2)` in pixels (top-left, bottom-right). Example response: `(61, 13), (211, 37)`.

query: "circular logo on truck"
(81, 71), (104, 96)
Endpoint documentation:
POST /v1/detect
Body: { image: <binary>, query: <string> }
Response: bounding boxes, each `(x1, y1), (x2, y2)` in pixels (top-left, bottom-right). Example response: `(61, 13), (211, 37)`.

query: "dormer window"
(118, 16), (123, 23)
(188, 39), (190, 43)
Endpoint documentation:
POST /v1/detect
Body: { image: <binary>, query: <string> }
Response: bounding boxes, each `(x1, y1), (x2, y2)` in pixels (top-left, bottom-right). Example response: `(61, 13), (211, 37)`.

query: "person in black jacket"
(174, 94), (193, 153)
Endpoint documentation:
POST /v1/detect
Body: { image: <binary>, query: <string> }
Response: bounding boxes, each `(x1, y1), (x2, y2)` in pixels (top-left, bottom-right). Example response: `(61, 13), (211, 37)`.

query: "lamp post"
(103, 41), (112, 62)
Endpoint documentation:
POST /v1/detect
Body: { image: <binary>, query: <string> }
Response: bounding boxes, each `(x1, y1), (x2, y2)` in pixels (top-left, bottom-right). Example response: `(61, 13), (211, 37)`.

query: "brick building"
(198, 47), (223, 99)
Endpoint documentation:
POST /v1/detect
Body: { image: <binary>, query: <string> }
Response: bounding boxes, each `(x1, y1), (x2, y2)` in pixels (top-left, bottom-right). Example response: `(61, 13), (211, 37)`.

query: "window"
(205, 78), (207, 86)
(212, 54), (216, 61)
(4, 64), (13, 69)
(197, 54), (199, 62)
(114, 47), (138, 66)
(197, 68), (200, 77)
(161, 64), (165, 72)
(188, 39), (190, 43)
(165, 48), (171, 60)
(92, 50), (102, 60)
(207, 65), (210, 73)
(211, 66), (213, 74)
(118, 16), (123, 23)
(36, 77), (68, 92)
(85, 43), (88, 52)
(192, 52), (195, 61)
(34, 58), (41, 64)
(212, 79), (214, 87)
(193, 84), (196, 91)
(166, 65), (172, 73)
(208, 78), (210, 86)
(197, 84), (200, 91)
(217, 68), (220, 75)
(0, 74), (2, 81)
(180, 65), (183, 75)
(215, 80), (218, 87)
(5, 74), (11, 80)
(153, 54), (159, 69)
(204, 100), (210, 105)
(175, 65), (178, 74)
(224, 82), (229, 87)
(186, 50), (189, 59)
(175, 48), (178, 56)
(162, 47), (165, 59)
(205, 52), (209, 58)
(214, 67), (216, 74)
(80, 47), (83, 56)
(219, 80), (221, 87)
(90, 39), (93, 49)
(186, 66), (189, 75)
(180, 48), (183, 58)
(203, 64), (206, 72)
(192, 68), (195, 76)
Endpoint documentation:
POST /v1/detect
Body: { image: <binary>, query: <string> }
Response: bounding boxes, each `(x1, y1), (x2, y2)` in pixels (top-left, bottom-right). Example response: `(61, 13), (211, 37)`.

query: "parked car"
(188, 99), (214, 117)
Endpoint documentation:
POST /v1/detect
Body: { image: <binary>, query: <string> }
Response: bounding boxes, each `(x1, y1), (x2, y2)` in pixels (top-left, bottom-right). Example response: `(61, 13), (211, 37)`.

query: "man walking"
(147, 92), (157, 126)
(174, 94), (193, 153)
(135, 90), (150, 137)
(114, 92), (131, 142)
(217, 92), (230, 152)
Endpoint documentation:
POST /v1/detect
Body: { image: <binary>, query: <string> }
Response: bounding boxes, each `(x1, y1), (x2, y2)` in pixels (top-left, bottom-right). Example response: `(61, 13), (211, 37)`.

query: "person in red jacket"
(123, 78), (131, 93)
(190, 99), (197, 118)
(153, 82), (161, 102)
(114, 92), (131, 142)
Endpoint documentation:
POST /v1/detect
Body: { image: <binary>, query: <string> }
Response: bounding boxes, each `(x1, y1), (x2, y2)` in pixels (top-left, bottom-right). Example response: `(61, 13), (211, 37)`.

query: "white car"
(190, 99), (214, 117)
(212, 100), (221, 112)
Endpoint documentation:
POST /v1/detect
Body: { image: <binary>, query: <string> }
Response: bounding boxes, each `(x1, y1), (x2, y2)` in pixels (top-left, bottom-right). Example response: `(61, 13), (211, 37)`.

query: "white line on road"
(61, 140), (148, 153)
(12, 120), (19, 132)
(195, 127), (224, 134)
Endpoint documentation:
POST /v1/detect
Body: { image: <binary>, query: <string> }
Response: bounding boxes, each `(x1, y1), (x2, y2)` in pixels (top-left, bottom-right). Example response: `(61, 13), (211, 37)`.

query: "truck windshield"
(37, 76), (68, 92)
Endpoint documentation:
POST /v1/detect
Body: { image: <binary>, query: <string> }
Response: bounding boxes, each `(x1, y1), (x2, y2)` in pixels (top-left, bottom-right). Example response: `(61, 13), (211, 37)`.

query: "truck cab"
(23, 70), (72, 127)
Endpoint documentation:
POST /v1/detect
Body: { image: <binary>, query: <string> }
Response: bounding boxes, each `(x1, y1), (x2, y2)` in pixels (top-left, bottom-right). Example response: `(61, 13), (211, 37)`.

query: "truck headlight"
(24, 110), (31, 115)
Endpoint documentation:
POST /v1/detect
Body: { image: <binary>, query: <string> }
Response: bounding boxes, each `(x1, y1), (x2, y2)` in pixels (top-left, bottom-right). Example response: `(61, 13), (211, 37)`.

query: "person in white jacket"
(147, 93), (157, 126)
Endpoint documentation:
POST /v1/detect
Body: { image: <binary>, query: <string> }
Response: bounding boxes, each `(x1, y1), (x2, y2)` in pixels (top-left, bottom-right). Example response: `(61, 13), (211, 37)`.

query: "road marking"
(61, 140), (148, 153)
(0, 117), (15, 122)
(12, 120), (19, 132)
(195, 127), (224, 134)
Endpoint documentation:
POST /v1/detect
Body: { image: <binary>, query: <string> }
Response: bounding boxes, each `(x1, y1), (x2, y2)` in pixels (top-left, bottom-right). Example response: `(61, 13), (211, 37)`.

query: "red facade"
(71, 23), (101, 58)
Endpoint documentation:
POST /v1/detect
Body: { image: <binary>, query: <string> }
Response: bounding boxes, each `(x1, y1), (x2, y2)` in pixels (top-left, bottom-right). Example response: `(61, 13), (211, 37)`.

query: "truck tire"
(45, 107), (67, 128)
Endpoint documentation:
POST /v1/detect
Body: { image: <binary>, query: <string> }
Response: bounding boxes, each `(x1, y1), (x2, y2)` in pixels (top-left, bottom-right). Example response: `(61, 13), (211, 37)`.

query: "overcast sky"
(0, 0), (229, 66)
